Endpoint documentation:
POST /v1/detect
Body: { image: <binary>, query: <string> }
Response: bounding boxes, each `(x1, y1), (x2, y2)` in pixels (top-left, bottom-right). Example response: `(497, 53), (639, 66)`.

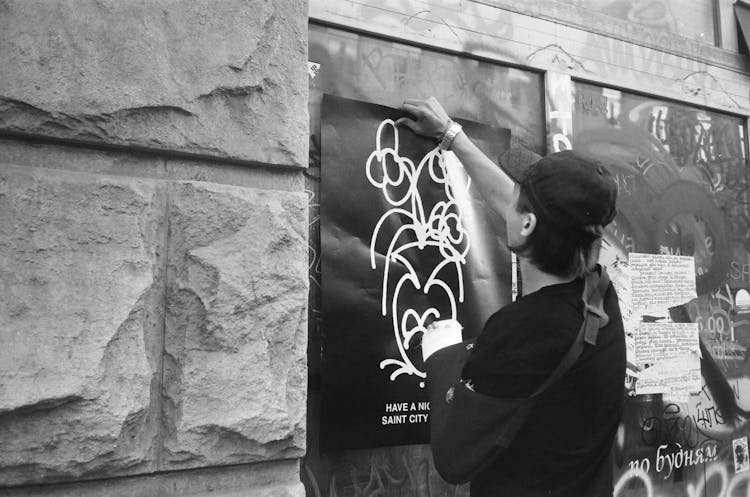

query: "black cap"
(519, 150), (617, 229)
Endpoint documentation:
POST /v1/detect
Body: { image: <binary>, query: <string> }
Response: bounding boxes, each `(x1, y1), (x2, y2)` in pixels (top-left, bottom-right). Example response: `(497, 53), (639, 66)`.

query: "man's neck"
(519, 258), (576, 296)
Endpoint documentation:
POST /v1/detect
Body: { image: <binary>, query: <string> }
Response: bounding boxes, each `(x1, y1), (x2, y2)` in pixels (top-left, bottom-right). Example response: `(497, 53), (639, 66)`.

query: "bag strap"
(529, 266), (611, 398)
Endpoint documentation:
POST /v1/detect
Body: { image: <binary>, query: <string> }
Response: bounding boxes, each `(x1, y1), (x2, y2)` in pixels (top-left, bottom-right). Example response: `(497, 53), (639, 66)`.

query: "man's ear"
(520, 212), (537, 237)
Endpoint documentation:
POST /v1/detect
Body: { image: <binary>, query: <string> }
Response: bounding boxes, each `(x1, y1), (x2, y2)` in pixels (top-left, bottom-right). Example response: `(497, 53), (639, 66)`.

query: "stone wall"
(0, 1), (309, 495)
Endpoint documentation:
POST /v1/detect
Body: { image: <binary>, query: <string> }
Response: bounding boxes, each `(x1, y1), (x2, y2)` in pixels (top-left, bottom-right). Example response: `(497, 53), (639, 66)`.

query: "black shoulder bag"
(424, 268), (611, 484)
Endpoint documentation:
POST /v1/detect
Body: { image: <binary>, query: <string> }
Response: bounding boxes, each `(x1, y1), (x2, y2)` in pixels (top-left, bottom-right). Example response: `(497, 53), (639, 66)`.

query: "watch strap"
(439, 120), (463, 151)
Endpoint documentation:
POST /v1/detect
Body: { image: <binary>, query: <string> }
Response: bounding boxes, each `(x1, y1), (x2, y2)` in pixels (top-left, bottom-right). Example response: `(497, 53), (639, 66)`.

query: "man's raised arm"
(397, 97), (516, 219)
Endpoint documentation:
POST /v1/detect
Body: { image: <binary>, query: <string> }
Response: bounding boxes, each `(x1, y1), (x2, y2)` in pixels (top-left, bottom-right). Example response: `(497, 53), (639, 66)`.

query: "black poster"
(321, 94), (512, 449)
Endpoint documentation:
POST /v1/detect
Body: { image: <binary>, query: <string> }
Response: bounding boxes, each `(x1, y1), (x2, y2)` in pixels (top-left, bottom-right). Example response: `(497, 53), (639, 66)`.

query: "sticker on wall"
(320, 94), (511, 449)
(308, 61), (321, 80)
(734, 437), (750, 474)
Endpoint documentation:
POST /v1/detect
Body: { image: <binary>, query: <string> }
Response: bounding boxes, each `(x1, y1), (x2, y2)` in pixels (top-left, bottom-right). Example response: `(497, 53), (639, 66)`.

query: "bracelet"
(438, 119), (463, 151)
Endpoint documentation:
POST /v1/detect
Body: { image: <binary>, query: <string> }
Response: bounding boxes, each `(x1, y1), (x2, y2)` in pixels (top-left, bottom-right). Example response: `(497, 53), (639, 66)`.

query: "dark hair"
(512, 185), (603, 277)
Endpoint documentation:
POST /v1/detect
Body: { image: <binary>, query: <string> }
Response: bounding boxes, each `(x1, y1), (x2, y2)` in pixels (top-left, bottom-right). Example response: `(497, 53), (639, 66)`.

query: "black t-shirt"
(462, 276), (626, 497)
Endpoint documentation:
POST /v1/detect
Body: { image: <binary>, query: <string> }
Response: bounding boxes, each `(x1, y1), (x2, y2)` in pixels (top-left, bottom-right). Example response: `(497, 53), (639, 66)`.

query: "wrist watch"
(439, 119), (463, 151)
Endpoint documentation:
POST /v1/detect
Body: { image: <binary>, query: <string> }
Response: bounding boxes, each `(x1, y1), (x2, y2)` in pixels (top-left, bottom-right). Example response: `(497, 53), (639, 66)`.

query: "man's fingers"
(400, 102), (422, 117)
(395, 117), (417, 130)
(400, 97), (445, 137)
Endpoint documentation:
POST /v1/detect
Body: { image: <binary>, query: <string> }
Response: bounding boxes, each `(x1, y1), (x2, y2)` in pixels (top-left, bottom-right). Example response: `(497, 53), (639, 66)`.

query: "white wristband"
(439, 120), (463, 151)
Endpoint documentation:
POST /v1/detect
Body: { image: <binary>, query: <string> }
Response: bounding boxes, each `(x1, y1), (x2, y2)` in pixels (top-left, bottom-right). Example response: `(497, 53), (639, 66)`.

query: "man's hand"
(397, 97), (451, 139)
(398, 95), (516, 221)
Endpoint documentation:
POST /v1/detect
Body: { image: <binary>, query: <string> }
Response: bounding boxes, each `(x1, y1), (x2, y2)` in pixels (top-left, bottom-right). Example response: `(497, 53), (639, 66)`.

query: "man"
(397, 97), (626, 496)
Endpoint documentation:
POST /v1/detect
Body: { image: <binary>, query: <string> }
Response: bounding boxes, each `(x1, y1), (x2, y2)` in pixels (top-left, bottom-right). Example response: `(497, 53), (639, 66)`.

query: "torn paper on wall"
(626, 253), (700, 401)
(634, 353), (701, 402)
(635, 322), (700, 365)
(633, 322), (701, 400)
(629, 253), (697, 318)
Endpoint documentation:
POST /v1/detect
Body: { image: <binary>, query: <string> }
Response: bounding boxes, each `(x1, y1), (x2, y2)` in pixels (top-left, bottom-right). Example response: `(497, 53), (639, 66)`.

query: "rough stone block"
(0, 0), (308, 167)
(162, 181), (308, 469)
(0, 164), (166, 485)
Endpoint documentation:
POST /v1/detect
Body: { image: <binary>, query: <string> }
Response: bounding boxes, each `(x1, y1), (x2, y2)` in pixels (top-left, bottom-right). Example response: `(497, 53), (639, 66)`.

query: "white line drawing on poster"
(366, 119), (471, 387)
